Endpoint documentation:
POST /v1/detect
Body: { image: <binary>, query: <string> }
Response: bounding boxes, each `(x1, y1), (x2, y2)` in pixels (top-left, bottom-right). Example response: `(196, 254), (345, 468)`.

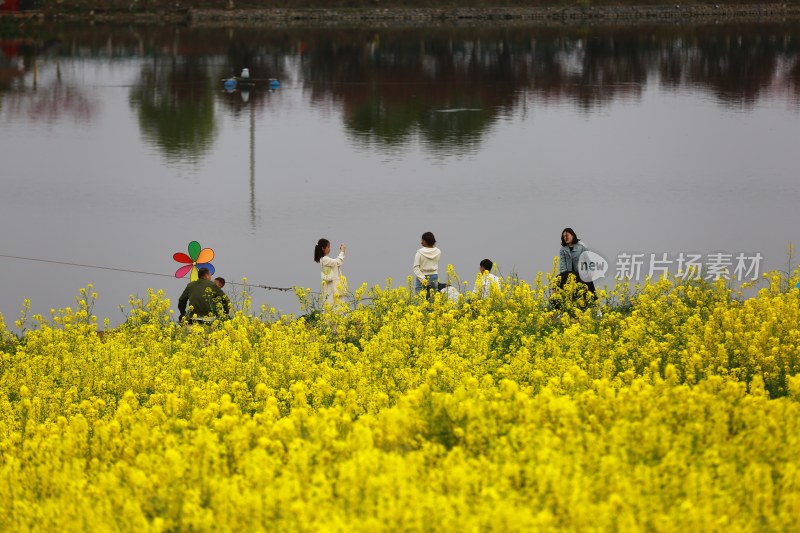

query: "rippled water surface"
(1, 22), (799, 324)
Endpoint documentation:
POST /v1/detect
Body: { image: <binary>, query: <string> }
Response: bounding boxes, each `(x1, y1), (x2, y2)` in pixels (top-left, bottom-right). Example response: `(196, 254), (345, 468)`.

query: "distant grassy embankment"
(5, 0), (800, 24)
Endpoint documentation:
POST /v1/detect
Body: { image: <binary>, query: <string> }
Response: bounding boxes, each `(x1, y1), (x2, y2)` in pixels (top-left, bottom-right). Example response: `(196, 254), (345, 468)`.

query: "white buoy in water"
(240, 68), (250, 79)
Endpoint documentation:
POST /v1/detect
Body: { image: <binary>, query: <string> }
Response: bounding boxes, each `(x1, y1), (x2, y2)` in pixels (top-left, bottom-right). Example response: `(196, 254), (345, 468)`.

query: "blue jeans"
(415, 274), (438, 300)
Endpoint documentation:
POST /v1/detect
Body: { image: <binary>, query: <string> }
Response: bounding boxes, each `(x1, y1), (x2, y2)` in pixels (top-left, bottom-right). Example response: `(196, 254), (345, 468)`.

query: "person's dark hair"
(215, 277), (226, 288)
(421, 231), (436, 247)
(561, 228), (580, 247)
(480, 259), (493, 272)
(314, 238), (330, 263)
(197, 267), (211, 279)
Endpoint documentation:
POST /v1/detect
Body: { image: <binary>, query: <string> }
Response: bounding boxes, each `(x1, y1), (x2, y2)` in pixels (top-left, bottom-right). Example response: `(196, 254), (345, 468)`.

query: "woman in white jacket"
(413, 231), (441, 299)
(314, 238), (346, 307)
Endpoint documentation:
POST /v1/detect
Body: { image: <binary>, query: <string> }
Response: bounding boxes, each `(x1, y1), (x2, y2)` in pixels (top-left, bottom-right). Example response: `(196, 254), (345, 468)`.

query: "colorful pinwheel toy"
(173, 241), (215, 281)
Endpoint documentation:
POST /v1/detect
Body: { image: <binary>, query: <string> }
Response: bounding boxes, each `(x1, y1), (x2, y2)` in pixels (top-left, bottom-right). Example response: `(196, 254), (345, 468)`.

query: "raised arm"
(321, 245), (345, 268)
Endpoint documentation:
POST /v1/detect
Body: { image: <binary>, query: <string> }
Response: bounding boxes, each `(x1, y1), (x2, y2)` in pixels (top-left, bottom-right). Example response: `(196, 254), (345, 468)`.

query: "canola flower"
(1, 271), (799, 531)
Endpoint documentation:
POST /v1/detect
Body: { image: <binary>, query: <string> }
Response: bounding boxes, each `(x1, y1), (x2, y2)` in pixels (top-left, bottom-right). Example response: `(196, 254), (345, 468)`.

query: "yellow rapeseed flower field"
(1, 272), (799, 531)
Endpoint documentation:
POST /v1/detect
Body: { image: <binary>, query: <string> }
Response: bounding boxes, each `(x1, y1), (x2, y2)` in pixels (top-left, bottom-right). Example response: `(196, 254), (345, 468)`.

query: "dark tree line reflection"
(297, 24), (799, 151)
(2, 22), (799, 157)
(301, 30), (517, 152)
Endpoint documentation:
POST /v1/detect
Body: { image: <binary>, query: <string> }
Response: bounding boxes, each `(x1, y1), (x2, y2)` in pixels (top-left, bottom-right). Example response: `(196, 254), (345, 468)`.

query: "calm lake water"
(1, 21), (799, 326)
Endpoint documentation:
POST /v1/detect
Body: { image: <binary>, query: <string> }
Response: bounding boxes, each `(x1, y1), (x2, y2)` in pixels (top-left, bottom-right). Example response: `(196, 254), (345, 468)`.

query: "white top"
(440, 286), (461, 302)
(320, 251), (345, 283)
(473, 272), (502, 298)
(412, 247), (441, 281)
(320, 251), (346, 306)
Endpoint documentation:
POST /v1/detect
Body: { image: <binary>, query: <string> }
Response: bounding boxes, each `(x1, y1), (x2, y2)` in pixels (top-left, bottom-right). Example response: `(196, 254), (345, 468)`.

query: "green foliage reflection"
(129, 59), (217, 163)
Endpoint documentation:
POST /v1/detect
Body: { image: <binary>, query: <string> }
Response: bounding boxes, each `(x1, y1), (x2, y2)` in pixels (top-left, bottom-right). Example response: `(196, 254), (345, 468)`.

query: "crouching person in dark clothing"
(553, 227), (596, 313)
(178, 267), (231, 324)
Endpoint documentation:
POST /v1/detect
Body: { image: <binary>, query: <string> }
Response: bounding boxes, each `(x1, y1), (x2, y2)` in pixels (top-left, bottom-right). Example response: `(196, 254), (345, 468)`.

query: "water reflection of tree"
(129, 57), (217, 162)
(4, 22), (800, 153)
(520, 26), (799, 108)
(303, 29), (519, 152)
(300, 28), (656, 151)
(526, 32), (650, 110)
(299, 24), (800, 152)
(659, 26), (800, 105)
(0, 41), (96, 122)
(26, 70), (96, 121)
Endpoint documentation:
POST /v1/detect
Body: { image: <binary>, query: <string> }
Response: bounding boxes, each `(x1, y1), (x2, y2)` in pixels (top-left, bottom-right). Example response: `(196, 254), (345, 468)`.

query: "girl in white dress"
(314, 238), (346, 307)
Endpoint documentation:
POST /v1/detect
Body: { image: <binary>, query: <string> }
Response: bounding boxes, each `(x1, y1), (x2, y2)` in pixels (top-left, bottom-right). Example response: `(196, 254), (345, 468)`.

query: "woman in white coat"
(413, 231), (441, 300)
(314, 238), (346, 307)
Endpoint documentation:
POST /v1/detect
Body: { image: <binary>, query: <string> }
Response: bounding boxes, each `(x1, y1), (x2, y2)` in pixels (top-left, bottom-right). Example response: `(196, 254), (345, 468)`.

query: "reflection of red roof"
(0, 0), (21, 11)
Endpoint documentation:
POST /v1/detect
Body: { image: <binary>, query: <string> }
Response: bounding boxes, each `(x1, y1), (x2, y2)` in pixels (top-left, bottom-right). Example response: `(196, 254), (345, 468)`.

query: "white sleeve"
(327, 251), (344, 267)
(412, 251), (423, 280)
